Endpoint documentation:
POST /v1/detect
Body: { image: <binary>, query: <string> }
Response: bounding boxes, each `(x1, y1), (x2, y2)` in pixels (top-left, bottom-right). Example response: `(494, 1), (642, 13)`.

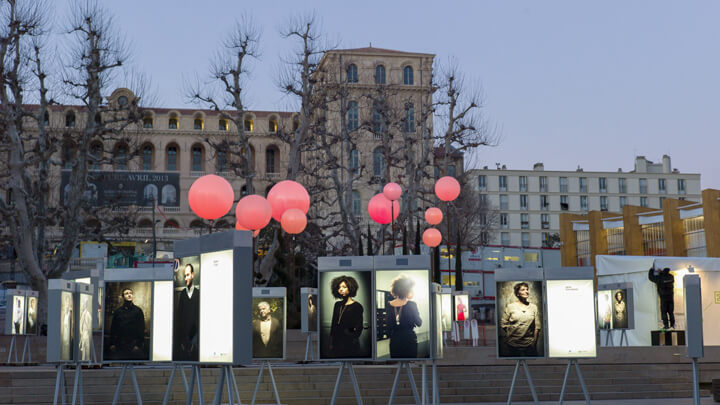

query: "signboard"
(61, 170), (180, 207)
(546, 267), (596, 358)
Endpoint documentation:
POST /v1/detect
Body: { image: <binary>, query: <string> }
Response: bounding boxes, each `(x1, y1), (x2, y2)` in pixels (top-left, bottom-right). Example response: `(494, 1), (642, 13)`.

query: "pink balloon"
(383, 182), (402, 201)
(367, 193), (400, 225)
(281, 208), (307, 234)
(235, 195), (272, 230)
(425, 207), (443, 225)
(422, 228), (442, 247)
(267, 180), (310, 222)
(435, 176), (461, 202)
(188, 175), (234, 220)
(235, 221), (261, 237)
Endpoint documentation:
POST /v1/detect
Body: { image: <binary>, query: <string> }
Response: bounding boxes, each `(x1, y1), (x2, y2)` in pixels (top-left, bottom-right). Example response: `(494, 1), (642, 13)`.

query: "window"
(520, 194), (528, 210)
(347, 101), (358, 131)
(658, 178), (666, 194)
(352, 191), (361, 217)
(217, 150), (227, 173)
(168, 116), (178, 129)
(684, 216), (706, 257)
(607, 227), (625, 255)
(576, 230), (591, 266)
(521, 213), (529, 229)
(599, 177), (607, 193)
(347, 64), (358, 83)
(640, 196), (648, 207)
(620, 196), (627, 208)
(501, 232), (510, 246)
(142, 145), (153, 171)
(522, 233), (530, 248)
(559, 177), (568, 192)
(579, 177), (587, 192)
(542, 233), (551, 248)
(244, 118), (254, 132)
(192, 146), (203, 172)
(375, 65), (386, 84)
(372, 102), (384, 134)
(479, 193), (487, 205)
(500, 195), (508, 210)
(639, 178), (647, 194)
(266, 146), (277, 174)
(541, 214), (550, 229)
(600, 196), (608, 211)
(269, 118), (278, 133)
(560, 195), (568, 211)
(500, 213), (508, 229)
(350, 149), (359, 172)
(678, 179), (686, 194)
(403, 66), (413, 85)
(519, 176), (528, 192)
(499, 175), (507, 191)
(90, 143), (102, 170)
(143, 116), (153, 129)
(115, 144), (128, 170)
(65, 111), (76, 128)
(167, 146), (178, 171)
(619, 178), (627, 193)
(659, 197), (665, 208)
(404, 103), (414, 132)
(194, 118), (204, 130)
(642, 223), (666, 256)
(540, 195), (549, 210)
(219, 119), (228, 131)
(373, 147), (385, 177)
(539, 176), (547, 192)
(580, 195), (588, 211)
(479, 214), (487, 225)
(478, 175), (486, 191)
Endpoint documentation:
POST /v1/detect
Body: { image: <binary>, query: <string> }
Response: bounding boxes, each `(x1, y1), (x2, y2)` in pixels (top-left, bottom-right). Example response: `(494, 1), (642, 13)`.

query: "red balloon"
(267, 180), (310, 222)
(235, 195), (272, 230)
(425, 207), (443, 225)
(383, 182), (402, 201)
(422, 228), (442, 247)
(188, 175), (234, 220)
(367, 193), (400, 225)
(281, 208), (307, 234)
(435, 176), (461, 202)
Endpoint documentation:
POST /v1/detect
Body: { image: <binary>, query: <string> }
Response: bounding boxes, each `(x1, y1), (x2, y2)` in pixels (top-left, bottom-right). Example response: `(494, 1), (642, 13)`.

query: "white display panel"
(547, 279), (596, 358)
(199, 249), (234, 363)
(153, 281), (173, 361)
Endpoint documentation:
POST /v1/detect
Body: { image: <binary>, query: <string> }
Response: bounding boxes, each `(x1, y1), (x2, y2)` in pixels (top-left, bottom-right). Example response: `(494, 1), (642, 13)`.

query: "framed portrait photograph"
(60, 290), (75, 361)
(598, 282), (634, 330)
(496, 280), (545, 358)
(173, 256), (201, 362)
(440, 288), (452, 332)
(453, 293), (470, 322)
(47, 280), (76, 363)
(11, 294), (26, 335)
(103, 281), (152, 361)
(300, 288), (318, 333)
(611, 289), (629, 329)
(431, 283), (444, 359)
(252, 287), (286, 360)
(546, 269), (597, 359)
(76, 283), (94, 363)
(318, 268), (373, 360)
(26, 292), (38, 335)
(597, 289), (613, 330)
(374, 268), (431, 361)
(94, 285), (104, 332)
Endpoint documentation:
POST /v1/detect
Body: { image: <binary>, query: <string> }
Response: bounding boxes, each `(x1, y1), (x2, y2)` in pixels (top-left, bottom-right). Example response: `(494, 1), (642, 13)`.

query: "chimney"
(662, 155), (671, 173)
(533, 163), (544, 171)
(634, 156), (647, 173)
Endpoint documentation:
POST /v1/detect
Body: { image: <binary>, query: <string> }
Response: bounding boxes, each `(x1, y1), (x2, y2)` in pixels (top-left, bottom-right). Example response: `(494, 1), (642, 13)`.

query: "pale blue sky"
(61, 1), (720, 189)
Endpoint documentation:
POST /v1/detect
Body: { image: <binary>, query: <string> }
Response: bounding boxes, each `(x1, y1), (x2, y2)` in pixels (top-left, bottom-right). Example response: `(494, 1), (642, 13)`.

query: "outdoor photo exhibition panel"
(431, 283), (444, 359)
(252, 287), (287, 360)
(545, 267), (596, 358)
(317, 256), (374, 361)
(596, 255), (720, 346)
(453, 292), (471, 322)
(374, 255), (432, 361)
(102, 267), (173, 363)
(440, 287), (452, 332)
(75, 282), (94, 363)
(61, 266), (105, 332)
(26, 290), (38, 335)
(47, 280), (76, 363)
(5, 289), (26, 335)
(174, 230), (253, 365)
(597, 282), (634, 330)
(495, 268), (545, 359)
(300, 287), (318, 333)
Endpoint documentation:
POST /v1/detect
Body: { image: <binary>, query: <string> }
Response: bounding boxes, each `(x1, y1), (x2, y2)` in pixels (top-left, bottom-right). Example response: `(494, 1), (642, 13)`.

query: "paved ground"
(470, 399), (714, 405)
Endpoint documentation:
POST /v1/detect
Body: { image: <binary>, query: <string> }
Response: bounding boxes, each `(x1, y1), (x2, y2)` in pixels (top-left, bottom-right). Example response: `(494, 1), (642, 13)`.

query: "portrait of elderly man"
(499, 282), (542, 357)
(252, 300), (283, 358)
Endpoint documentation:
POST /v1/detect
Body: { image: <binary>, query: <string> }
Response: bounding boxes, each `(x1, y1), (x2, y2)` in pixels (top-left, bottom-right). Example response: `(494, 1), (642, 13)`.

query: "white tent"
(596, 255), (720, 346)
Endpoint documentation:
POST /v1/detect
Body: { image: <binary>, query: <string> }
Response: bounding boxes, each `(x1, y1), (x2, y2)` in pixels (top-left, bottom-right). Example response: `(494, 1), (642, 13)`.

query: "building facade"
(467, 156), (701, 249)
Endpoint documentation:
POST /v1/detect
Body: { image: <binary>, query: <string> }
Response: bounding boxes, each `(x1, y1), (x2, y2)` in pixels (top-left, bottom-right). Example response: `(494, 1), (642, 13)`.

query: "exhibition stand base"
(331, 361), (363, 405)
(388, 361), (421, 405)
(112, 363), (144, 405)
(6, 335), (33, 364)
(505, 359), (539, 405)
(603, 329), (629, 347)
(251, 361), (280, 405)
(558, 359), (591, 405)
(53, 363), (86, 405)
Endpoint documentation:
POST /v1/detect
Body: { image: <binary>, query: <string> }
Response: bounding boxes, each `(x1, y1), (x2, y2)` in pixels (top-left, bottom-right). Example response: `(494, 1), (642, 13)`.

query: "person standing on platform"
(648, 267), (675, 330)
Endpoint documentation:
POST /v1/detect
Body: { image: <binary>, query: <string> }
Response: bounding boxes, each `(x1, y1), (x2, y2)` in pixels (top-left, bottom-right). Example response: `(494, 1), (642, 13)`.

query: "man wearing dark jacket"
(648, 267), (675, 329)
(109, 288), (146, 360)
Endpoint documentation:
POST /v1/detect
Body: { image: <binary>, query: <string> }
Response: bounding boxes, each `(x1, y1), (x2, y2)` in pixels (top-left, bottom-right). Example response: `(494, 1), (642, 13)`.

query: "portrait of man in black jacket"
(174, 263), (200, 361)
(648, 267), (675, 330)
(252, 300), (284, 358)
(107, 287), (147, 360)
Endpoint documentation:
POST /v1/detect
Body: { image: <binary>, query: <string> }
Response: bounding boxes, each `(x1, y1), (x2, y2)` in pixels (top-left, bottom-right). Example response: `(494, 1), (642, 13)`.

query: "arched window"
(90, 142), (103, 170)
(375, 65), (386, 85)
(137, 219), (153, 228)
(65, 111), (76, 128)
(143, 114), (153, 129)
(163, 219), (179, 230)
(350, 149), (359, 172)
(244, 117), (254, 132)
(168, 114), (178, 129)
(347, 64), (358, 83)
(403, 66), (414, 85)
(217, 150), (227, 173)
(352, 191), (361, 217)
(404, 103), (415, 133)
(215, 220), (230, 229)
(269, 117), (278, 132)
(347, 101), (358, 131)
(194, 118), (204, 130)
(373, 147), (385, 177)
(219, 119), (228, 131)
(372, 102), (384, 133)
(266, 146), (278, 174)
(167, 145), (178, 171)
(142, 144), (153, 171)
(190, 219), (206, 229)
(114, 144), (128, 170)
(191, 145), (204, 172)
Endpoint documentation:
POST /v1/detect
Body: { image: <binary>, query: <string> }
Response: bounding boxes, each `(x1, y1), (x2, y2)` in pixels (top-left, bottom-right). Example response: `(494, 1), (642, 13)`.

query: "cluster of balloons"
(188, 175), (310, 236)
(368, 182), (402, 225)
(422, 176), (461, 248)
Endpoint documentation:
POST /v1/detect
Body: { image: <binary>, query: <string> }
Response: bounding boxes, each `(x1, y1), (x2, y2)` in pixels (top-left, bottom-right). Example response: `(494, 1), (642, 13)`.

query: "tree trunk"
(455, 228), (463, 291)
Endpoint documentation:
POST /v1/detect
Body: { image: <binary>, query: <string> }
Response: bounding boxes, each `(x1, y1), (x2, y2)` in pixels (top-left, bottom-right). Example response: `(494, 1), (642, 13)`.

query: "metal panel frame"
(494, 268), (545, 360)
(597, 282), (635, 330)
(47, 279), (76, 363)
(251, 287), (287, 360)
(300, 287), (318, 333)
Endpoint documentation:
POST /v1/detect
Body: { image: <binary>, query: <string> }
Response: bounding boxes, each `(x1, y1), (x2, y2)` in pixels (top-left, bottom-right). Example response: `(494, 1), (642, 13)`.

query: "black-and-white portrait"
(173, 256), (200, 361)
(12, 295), (25, 335)
(104, 282), (151, 361)
(496, 281), (544, 358)
(612, 289), (628, 329)
(60, 291), (74, 361)
(307, 293), (317, 332)
(597, 290), (612, 329)
(319, 271), (372, 359)
(78, 293), (93, 361)
(26, 296), (37, 335)
(161, 184), (177, 205)
(252, 298), (285, 359)
(143, 184), (158, 203)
